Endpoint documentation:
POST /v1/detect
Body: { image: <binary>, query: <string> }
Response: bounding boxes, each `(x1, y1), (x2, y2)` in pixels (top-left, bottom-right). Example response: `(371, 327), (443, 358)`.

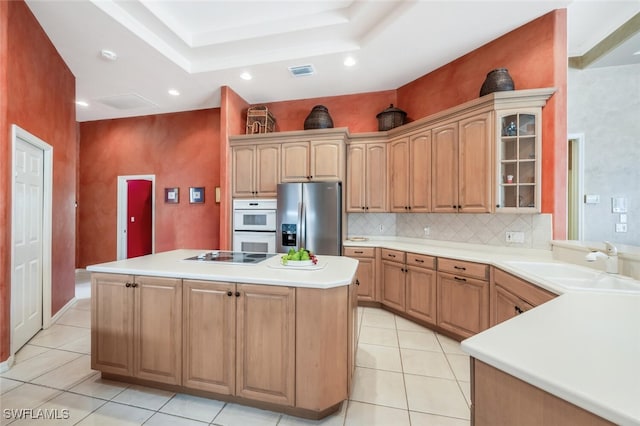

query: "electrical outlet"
(615, 223), (627, 233)
(378, 224), (384, 233)
(505, 231), (525, 243)
(423, 226), (430, 237)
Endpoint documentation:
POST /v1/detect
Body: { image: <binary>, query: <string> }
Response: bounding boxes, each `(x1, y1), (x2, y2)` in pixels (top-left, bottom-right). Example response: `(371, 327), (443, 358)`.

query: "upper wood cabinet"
(282, 140), (344, 182)
(346, 141), (387, 212)
(432, 112), (492, 213)
(388, 129), (431, 212)
(232, 143), (280, 198)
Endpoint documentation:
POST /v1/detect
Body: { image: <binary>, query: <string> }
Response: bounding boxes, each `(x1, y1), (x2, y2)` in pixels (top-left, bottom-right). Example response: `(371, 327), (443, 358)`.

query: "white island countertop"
(344, 237), (640, 425)
(87, 249), (358, 289)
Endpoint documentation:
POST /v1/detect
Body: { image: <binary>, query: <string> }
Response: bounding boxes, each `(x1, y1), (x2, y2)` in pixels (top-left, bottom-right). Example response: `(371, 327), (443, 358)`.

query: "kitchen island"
(87, 249), (359, 419)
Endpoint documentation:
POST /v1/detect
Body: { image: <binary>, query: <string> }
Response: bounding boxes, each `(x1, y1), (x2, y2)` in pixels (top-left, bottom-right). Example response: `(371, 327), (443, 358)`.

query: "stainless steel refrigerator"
(276, 182), (342, 255)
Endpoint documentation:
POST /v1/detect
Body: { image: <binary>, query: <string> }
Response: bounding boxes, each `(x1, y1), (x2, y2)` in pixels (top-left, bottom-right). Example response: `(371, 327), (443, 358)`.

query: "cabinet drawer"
(381, 249), (405, 263)
(406, 253), (436, 270)
(438, 258), (488, 281)
(343, 247), (375, 258)
(493, 268), (556, 307)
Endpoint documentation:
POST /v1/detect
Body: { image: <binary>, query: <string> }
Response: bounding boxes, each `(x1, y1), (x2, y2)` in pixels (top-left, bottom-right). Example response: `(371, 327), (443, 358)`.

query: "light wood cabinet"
(388, 130), (431, 212)
(282, 140), (344, 182)
(183, 280), (295, 406)
(380, 249), (437, 326)
(490, 268), (556, 326)
(343, 246), (376, 302)
(346, 142), (387, 212)
(236, 284), (295, 406)
(91, 273), (182, 385)
(437, 258), (489, 339)
(432, 112), (492, 213)
(472, 359), (615, 426)
(231, 144), (280, 198)
(182, 280), (235, 394)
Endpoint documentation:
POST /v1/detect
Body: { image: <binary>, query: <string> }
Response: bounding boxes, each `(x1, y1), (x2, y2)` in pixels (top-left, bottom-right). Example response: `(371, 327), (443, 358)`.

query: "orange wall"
(78, 109), (221, 267)
(256, 90), (397, 133)
(397, 10), (568, 237)
(0, 1), (77, 362)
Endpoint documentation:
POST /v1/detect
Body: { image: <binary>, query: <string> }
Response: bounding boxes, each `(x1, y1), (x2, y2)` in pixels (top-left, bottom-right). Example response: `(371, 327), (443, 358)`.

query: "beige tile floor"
(1, 270), (471, 425)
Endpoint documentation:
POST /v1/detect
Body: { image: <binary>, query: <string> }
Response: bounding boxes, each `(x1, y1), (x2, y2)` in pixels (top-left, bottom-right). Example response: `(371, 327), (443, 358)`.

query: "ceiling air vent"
(288, 64), (315, 77)
(96, 93), (157, 110)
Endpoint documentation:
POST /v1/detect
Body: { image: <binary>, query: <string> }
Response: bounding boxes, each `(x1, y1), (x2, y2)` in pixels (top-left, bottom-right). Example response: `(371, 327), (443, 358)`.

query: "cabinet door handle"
(355, 279), (360, 286)
(454, 266), (466, 271)
(414, 259), (424, 263)
(354, 251), (364, 254)
(454, 276), (467, 282)
(235, 291), (241, 297)
(227, 291), (233, 297)
(515, 306), (524, 314)
(125, 282), (132, 288)
(388, 254), (396, 258)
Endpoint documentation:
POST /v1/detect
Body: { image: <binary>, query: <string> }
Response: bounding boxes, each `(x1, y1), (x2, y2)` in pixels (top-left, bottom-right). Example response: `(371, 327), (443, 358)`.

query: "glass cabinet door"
(497, 112), (540, 211)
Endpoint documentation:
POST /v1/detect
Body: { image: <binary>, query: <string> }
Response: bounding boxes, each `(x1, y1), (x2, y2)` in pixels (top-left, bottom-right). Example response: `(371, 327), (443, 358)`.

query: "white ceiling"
(25, 0), (640, 123)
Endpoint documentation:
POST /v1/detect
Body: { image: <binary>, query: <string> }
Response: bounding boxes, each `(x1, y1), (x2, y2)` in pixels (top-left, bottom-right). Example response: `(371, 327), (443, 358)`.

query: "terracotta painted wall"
(256, 90), (397, 133)
(397, 10), (568, 237)
(78, 109), (221, 267)
(0, 1), (77, 362)
(219, 86), (250, 249)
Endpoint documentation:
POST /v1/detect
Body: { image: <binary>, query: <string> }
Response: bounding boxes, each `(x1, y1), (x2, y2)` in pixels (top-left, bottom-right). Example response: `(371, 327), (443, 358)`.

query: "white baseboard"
(45, 296), (78, 329)
(0, 354), (15, 373)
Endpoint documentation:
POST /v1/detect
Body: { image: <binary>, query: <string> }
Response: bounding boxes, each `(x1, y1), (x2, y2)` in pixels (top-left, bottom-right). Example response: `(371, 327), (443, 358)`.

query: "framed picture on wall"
(190, 187), (205, 204)
(164, 187), (179, 203)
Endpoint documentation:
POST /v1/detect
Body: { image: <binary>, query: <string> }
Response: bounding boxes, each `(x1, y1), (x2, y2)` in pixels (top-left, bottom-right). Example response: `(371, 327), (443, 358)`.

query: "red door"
(127, 179), (153, 258)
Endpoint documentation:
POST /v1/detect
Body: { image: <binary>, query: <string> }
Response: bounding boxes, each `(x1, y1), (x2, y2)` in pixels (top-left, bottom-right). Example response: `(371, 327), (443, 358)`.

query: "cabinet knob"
(235, 291), (241, 297)
(355, 279), (360, 286)
(365, 206), (369, 210)
(515, 306), (524, 314)
(125, 282), (132, 288)
(408, 206), (412, 210)
(361, 206), (366, 210)
(496, 204), (501, 208)
(131, 282), (138, 288)
(227, 291), (233, 297)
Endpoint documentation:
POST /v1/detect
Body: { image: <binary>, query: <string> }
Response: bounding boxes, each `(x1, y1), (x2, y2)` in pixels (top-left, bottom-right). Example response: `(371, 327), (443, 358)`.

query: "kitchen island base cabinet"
(472, 359), (615, 426)
(91, 273), (182, 385)
(91, 267), (356, 420)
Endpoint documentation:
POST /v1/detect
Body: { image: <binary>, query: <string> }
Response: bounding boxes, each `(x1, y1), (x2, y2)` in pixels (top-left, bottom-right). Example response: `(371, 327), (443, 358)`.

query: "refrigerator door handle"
(297, 201), (303, 250)
(300, 202), (306, 249)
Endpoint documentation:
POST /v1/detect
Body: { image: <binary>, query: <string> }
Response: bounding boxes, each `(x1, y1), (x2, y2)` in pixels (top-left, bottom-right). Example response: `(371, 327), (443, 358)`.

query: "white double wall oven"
(232, 199), (277, 253)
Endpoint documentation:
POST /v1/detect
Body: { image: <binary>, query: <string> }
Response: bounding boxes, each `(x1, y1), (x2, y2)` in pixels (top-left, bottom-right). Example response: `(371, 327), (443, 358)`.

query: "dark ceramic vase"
(479, 68), (515, 97)
(304, 105), (334, 130)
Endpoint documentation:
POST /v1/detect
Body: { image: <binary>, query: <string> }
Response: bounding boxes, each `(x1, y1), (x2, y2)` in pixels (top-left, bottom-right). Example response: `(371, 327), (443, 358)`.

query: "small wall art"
(164, 187), (179, 203)
(189, 187), (205, 204)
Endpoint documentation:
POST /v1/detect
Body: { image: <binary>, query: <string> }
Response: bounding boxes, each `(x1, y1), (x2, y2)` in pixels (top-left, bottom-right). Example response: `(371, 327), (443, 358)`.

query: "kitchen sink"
(503, 260), (640, 293)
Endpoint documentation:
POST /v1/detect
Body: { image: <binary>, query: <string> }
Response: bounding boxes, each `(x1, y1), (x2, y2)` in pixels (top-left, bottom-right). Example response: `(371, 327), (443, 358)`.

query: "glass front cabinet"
(495, 109), (542, 212)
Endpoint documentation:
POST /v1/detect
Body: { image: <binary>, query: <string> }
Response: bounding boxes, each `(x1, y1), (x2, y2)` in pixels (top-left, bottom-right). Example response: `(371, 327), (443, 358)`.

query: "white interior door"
(11, 137), (44, 352)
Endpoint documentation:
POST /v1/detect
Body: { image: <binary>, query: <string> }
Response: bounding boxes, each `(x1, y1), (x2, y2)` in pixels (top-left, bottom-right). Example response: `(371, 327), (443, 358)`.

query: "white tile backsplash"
(348, 213), (552, 249)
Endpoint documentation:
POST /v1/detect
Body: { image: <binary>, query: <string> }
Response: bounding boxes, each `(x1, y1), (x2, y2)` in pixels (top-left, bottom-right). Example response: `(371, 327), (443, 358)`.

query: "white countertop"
(345, 236), (640, 425)
(87, 249), (358, 289)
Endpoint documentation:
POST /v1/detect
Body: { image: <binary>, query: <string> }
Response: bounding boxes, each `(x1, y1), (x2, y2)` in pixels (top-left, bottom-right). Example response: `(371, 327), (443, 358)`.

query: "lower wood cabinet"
(93, 273), (354, 418)
(491, 267), (556, 326)
(91, 273), (182, 385)
(436, 259), (490, 339)
(343, 247), (377, 302)
(380, 249), (437, 325)
(472, 359), (615, 425)
(183, 280), (295, 406)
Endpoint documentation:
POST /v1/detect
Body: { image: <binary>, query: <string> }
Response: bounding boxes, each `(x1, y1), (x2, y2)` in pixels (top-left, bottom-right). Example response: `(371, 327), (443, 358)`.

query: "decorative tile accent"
(348, 213), (552, 248)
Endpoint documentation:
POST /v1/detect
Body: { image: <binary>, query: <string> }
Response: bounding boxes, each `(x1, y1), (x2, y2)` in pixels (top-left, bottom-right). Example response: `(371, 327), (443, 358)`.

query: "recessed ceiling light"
(240, 72), (252, 80)
(168, 89), (180, 96)
(100, 49), (117, 61)
(75, 100), (89, 107)
(344, 56), (356, 67)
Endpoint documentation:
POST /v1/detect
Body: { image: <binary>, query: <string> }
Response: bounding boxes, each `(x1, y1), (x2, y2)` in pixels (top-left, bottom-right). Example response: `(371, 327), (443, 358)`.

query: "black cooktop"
(184, 251), (276, 264)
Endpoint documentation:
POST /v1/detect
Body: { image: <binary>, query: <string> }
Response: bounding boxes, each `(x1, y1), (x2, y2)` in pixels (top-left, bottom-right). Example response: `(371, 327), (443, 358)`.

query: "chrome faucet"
(585, 241), (619, 274)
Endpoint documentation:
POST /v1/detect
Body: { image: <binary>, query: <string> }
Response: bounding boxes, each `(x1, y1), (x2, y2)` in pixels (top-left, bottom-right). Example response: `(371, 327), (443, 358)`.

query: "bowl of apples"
(280, 248), (318, 267)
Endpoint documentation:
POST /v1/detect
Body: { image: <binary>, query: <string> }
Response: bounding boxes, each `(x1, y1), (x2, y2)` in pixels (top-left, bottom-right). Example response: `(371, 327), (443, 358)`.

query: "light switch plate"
(585, 194), (600, 204)
(615, 223), (627, 233)
(612, 197), (627, 213)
